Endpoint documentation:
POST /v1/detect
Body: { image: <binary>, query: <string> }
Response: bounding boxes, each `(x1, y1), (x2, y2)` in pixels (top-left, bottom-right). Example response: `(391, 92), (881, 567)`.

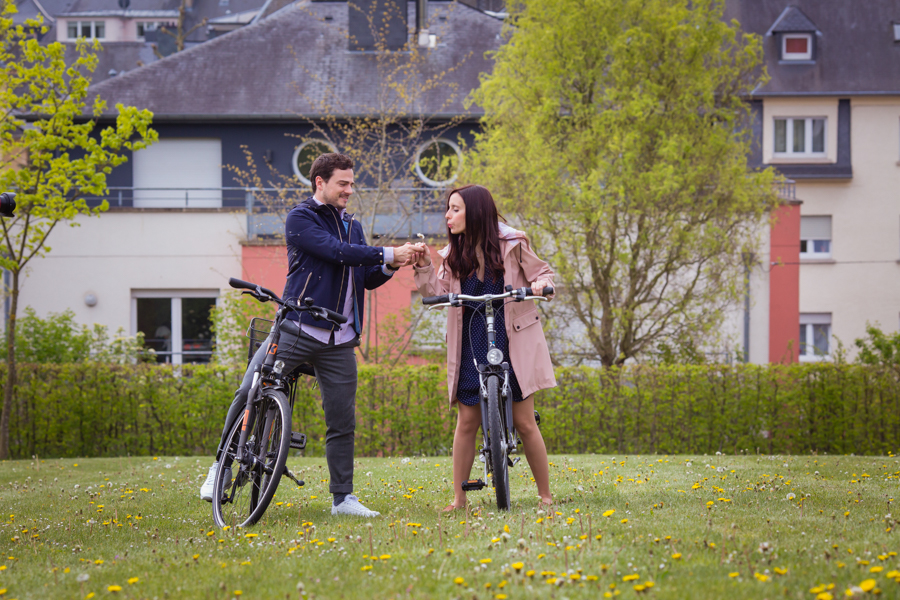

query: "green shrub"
(13, 307), (149, 363)
(0, 363), (897, 459)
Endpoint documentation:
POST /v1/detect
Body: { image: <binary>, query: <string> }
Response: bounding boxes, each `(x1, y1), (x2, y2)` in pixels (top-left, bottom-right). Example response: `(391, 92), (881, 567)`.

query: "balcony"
(85, 186), (450, 241)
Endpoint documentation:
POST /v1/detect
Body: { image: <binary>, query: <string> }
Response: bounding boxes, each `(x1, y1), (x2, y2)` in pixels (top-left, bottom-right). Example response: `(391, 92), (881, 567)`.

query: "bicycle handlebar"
(421, 286), (554, 307)
(229, 277), (347, 326)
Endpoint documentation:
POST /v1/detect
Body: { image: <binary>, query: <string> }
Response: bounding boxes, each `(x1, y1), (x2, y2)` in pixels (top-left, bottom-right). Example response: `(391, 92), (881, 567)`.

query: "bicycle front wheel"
(212, 390), (291, 528)
(487, 375), (510, 510)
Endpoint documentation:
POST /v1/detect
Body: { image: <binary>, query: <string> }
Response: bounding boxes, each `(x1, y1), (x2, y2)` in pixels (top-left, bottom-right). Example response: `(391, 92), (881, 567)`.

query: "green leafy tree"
(0, 2), (157, 458)
(466, 0), (779, 367)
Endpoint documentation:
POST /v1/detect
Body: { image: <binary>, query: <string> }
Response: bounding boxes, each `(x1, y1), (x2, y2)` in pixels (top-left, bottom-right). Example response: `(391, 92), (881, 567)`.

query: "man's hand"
(391, 243), (426, 267)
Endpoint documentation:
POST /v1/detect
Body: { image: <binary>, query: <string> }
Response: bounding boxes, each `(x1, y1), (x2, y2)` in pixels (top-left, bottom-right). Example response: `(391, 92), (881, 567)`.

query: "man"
(200, 153), (423, 517)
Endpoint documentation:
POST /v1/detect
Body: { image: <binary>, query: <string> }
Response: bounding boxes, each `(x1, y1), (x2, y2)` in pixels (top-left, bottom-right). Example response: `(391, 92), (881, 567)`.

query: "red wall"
(768, 203), (801, 364)
(240, 244), (438, 360)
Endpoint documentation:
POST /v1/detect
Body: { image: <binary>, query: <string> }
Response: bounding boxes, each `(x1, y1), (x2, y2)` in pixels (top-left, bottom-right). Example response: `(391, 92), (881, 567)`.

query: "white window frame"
(782, 33), (812, 60)
(414, 138), (463, 187)
(773, 117), (826, 157)
(67, 20), (106, 40)
(800, 215), (832, 259)
(799, 313), (831, 362)
(292, 140), (339, 186)
(131, 290), (220, 365)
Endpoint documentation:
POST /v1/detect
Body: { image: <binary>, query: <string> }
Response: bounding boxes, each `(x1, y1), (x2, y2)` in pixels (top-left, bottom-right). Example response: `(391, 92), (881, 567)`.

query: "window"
(799, 313), (831, 361)
(67, 21), (105, 40)
(292, 140), (338, 186)
(893, 22), (900, 43)
(415, 138), (462, 187)
(782, 33), (812, 60)
(774, 117), (825, 156)
(132, 139), (223, 208)
(133, 291), (218, 364)
(800, 215), (832, 258)
(137, 22), (167, 38)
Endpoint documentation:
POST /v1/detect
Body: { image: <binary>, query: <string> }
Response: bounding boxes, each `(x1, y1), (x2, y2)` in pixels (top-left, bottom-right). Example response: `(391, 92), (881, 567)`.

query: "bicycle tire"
(487, 375), (510, 510)
(212, 390), (291, 528)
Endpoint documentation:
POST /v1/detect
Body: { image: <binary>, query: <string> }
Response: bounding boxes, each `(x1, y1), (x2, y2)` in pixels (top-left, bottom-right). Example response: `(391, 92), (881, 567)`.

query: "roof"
(67, 41), (159, 80)
(725, 0), (900, 95)
(764, 5), (820, 36)
(61, 9), (179, 17)
(87, 0), (504, 120)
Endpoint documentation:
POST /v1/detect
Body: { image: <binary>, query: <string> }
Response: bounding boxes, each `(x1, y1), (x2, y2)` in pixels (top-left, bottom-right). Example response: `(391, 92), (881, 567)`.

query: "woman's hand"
(531, 279), (552, 297)
(415, 244), (432, 268)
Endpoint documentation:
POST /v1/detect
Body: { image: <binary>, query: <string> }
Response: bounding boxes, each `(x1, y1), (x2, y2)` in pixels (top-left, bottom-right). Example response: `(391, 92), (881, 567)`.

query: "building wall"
(792, 97), (900, 351)
(13, 210), (246, 333)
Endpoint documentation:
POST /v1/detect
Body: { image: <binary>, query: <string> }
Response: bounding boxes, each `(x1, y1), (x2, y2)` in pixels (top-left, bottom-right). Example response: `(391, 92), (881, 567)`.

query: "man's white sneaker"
(199, 462), (218, 502)
(331, 495), (380, 517)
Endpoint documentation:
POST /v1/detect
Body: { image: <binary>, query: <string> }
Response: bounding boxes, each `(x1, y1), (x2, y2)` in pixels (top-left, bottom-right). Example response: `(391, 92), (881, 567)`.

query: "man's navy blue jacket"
(283, 197), (392, 332)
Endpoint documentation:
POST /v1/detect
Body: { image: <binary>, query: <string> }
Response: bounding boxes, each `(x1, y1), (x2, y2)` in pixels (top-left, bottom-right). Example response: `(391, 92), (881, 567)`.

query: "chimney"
(348, 0), (408, 51)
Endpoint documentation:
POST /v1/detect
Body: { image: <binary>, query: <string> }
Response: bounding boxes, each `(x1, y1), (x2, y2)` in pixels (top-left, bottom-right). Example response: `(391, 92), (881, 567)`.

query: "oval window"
(414, 138), (462, 187)
(292, 140), (338, 186)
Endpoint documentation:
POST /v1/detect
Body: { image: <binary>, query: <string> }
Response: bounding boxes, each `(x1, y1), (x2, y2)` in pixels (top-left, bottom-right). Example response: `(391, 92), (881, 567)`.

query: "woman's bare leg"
(449, 402), (482, 508)
(513, 395), (552, 504)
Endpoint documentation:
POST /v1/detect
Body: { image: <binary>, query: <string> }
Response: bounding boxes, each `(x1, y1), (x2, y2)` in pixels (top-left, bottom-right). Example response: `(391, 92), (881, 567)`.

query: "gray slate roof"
(87, 0), (503, 119)
(765, 5), (820, 35)
(725, 0), (900, 95)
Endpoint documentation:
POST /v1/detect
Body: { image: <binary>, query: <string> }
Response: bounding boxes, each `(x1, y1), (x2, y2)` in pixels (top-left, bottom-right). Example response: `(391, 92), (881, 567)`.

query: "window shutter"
(800, 216), (831, 240)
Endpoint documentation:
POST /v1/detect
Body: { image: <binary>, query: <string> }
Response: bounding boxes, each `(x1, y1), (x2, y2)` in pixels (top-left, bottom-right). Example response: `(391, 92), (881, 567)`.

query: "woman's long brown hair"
(444, 185), (505, 282)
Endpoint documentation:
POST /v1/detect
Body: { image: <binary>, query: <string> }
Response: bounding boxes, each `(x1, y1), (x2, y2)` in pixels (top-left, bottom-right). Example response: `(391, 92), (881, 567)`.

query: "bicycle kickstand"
(283, 468), (305, 488)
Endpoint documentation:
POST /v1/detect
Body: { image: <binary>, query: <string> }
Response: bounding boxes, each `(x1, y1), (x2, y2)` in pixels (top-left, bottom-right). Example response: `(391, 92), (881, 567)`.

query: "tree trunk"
(1, 270), (19, 459)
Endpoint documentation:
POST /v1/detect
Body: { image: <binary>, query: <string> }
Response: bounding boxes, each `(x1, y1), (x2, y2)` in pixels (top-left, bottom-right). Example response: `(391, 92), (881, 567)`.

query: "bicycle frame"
(423, 286), (551, 491)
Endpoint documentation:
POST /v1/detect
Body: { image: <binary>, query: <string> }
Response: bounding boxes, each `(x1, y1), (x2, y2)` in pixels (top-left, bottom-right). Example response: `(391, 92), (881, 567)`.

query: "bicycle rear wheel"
(487, 375), (510, 510)
(212, 390), (291, 528)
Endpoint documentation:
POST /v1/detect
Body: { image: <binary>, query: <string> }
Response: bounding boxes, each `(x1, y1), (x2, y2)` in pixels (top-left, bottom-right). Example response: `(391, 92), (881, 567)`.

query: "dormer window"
(67, 21), (105, 40)
(782, 33), (812, 60)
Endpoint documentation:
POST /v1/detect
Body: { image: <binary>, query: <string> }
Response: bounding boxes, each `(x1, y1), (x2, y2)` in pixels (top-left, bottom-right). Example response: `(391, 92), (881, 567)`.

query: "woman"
(413, 184), (556, 510)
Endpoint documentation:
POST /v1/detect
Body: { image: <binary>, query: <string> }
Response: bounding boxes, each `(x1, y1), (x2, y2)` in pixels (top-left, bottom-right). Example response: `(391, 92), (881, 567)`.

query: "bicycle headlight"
(487, 348), (503, 365)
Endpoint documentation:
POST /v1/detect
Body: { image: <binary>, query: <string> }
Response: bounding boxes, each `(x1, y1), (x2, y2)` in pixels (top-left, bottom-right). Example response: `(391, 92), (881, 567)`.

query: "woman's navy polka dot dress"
(456, 273), (524, 406)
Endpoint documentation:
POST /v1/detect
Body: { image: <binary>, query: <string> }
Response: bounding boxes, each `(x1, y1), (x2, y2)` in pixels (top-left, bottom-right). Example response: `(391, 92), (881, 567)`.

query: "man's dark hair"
(308, 153), (354, 194)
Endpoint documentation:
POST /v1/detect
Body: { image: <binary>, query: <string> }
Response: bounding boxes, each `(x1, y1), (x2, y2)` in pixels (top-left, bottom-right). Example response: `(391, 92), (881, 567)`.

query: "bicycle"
(422, 285), (552, 510)
(211, 277), (346, 528)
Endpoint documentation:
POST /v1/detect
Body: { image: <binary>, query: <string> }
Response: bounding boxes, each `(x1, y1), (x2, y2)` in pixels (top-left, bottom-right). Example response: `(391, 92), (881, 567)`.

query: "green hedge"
(0, 363), (897, 459)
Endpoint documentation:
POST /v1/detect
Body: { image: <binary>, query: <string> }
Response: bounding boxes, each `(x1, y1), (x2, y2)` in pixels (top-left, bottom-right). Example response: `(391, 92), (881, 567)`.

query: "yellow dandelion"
(107, 585), (122, 592)
(602, 510), (616, 517)
(728, 572), (739, 578)
(623, 574), (639, 582)
(454, 577), (465, 585)
(859, 579), (876, 592)
(127, 577), (139, 584)
(512, 562), (524, 571)
(671, 553), (682, 560)
(480, 558), (493, 564)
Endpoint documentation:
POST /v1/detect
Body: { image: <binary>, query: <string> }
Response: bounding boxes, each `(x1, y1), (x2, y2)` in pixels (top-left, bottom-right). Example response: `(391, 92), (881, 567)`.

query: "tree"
(466, 0), (779, 367)
(158, 0), (208, 55)
(0, 3), (157, 458)
(229, 0), (471, 363)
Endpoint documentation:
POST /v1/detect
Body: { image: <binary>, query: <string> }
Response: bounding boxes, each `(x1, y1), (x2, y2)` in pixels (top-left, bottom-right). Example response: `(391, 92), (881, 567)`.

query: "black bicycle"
(422, 285), (552, 510)
(211, 277), (346, 528)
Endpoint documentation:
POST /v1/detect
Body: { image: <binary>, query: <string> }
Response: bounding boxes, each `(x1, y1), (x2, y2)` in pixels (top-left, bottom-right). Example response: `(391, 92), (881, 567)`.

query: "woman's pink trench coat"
(413, 224), (557, 408)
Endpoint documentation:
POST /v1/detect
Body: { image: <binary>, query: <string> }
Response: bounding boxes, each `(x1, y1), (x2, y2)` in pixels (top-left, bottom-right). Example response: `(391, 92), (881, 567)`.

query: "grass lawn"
(0, 452), (898, 599)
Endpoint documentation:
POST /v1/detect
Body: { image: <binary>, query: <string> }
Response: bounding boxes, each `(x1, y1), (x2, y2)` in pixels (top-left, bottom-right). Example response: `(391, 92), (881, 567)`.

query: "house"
(13, 0), (275, 84)
(10, 0), (504, 363)
(728, 0), (900, 362)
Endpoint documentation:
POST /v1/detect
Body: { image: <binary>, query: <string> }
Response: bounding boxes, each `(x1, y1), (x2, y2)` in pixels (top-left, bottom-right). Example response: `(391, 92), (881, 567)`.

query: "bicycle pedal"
(507, 456), (520, 467)
(290, 432), (307, 450)
(461, 479), (486, 491)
